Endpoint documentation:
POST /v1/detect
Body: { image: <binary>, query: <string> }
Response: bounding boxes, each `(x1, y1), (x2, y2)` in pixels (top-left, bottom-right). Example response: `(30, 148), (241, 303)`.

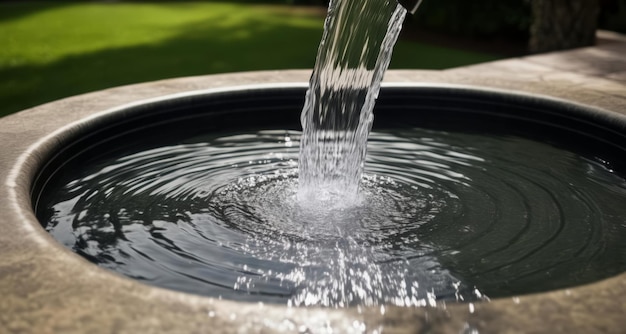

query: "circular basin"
(32, 83), (626, 307)
(2, 71), (626, 332)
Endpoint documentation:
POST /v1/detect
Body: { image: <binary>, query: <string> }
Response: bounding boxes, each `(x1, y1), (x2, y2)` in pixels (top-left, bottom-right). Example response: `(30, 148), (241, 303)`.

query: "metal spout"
(397, 0), (423, 14)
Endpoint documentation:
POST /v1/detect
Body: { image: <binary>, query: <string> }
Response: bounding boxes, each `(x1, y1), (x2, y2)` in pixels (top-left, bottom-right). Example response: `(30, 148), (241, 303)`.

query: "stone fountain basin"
(1, 70), (626, 333)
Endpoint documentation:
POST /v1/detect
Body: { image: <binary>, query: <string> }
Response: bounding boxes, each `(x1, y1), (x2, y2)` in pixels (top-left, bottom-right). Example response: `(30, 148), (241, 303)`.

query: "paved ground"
(448, 30), (626, 95)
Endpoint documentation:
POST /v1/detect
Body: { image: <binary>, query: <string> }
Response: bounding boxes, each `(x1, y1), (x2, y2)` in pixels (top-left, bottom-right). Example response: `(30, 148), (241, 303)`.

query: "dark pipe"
(397, 0), (423, 14)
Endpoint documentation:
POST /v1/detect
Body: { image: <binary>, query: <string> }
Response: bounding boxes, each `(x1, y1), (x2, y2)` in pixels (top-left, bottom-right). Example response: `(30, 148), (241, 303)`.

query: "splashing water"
(298, 0), (407, 201)
(289, 0), (444, 306)
(271, 0), (455, 307)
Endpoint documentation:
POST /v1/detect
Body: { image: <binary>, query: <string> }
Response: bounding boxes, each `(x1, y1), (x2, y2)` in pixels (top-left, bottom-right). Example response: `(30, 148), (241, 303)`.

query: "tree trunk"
(529, 0), (600, 53)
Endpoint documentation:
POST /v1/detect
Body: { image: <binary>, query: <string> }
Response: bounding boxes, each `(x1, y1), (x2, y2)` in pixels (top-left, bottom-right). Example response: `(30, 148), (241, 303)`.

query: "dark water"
(39, 126), (626, 306)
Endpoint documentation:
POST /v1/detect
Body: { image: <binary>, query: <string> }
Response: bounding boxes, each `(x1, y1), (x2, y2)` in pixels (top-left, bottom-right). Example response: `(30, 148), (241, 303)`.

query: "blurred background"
(1, 0), (624, 117)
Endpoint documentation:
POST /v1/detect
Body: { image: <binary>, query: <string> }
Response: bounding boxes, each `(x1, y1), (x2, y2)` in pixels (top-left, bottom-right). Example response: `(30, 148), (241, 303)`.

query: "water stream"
(298, 0), (406, 201)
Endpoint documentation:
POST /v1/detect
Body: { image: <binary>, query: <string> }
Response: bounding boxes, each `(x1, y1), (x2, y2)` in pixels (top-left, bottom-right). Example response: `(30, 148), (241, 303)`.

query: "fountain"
(2, 0), (626, 332)
(33, 82), (626, 308)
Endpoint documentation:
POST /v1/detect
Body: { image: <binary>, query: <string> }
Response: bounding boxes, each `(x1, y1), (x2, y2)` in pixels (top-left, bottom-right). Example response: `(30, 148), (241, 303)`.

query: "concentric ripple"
(40, 128), (626, 306)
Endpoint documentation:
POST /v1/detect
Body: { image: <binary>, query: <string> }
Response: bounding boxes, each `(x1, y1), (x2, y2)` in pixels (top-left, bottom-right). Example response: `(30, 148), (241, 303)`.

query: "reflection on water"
(41, 128), (626, 306)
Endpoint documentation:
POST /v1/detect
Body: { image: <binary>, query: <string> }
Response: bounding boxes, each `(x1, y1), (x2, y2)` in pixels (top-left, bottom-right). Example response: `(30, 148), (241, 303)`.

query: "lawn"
(0, 1), (501, 117)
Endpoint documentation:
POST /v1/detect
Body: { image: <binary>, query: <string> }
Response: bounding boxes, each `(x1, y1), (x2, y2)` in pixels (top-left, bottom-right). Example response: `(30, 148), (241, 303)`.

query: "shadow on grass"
(0, 1), (70, 23)
(0, 4), (500, 117)
(0, 15), (323, 117)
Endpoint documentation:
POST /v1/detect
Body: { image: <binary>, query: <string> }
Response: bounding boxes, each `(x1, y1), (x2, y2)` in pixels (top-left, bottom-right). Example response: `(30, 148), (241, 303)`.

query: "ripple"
(41, 128), (626, 306)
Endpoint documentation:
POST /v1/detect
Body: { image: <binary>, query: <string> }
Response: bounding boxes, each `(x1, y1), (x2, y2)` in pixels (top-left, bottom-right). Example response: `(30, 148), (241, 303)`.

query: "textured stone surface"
(1, 34), (626, 333)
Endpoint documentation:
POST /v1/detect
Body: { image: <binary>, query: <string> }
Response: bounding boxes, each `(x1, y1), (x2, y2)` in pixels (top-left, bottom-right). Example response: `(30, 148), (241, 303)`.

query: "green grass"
(0, 2), (501, 117)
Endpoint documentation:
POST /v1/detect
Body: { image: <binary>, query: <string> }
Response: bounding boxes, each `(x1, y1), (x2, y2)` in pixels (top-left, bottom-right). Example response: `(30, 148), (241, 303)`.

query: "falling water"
(37, 0), (626, 311)
(298, 0), (407, 201)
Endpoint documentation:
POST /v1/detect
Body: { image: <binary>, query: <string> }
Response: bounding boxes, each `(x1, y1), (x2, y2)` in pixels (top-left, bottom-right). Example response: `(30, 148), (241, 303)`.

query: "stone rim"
(2, 70), (626, 333)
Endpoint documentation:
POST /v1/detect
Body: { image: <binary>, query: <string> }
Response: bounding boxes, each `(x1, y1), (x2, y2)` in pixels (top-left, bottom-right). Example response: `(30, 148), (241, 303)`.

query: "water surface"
(40, 127), (626, 306)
